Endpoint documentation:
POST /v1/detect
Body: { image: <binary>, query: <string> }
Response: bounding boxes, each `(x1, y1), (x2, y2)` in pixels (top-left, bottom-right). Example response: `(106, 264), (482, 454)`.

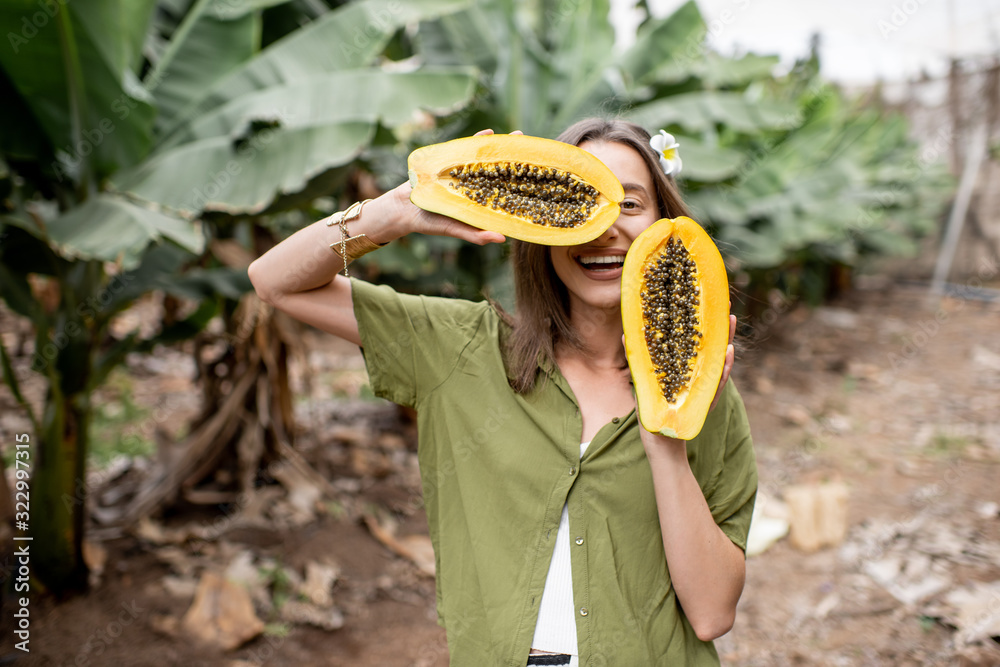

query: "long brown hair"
(502, 118), (691, 394)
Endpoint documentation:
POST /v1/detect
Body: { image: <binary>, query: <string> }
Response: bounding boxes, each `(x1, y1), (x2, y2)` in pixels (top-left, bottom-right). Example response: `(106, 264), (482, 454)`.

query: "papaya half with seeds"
(621, 216), (730, 440)
(407, 134), (625, 245)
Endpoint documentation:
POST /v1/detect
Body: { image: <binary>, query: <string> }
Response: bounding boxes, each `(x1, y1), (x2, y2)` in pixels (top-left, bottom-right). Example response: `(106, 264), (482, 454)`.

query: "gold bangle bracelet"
(325, 199), (383, 276)
(330, 233), (383, 265)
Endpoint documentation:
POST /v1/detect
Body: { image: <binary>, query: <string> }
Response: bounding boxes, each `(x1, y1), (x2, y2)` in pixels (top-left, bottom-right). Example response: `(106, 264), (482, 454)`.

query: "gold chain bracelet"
(325, 199), (383, 277)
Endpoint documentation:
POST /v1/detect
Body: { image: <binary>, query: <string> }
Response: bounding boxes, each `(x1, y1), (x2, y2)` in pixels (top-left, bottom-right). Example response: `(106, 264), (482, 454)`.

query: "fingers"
(438, 216), (505, 245)
(709, 343), (734, 413)
(474, 129), (524, 137)
(475, 230), (507, 245)
(397, 186), (506, 244)
(728, 314), (736, 347)
(390, 167), (510, 244)
(722, 343), (734, 386)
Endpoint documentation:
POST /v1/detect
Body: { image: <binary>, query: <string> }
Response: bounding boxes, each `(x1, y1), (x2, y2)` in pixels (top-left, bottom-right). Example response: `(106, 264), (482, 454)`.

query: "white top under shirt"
(530, 440), (591, 656)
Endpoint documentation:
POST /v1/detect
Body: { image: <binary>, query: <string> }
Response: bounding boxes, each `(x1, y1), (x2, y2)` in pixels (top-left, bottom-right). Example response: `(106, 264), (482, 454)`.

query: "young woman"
(248, 118), (757, 666)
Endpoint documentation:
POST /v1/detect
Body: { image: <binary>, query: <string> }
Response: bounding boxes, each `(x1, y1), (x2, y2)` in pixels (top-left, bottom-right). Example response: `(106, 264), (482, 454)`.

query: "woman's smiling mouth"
(575, 254), (626, 272)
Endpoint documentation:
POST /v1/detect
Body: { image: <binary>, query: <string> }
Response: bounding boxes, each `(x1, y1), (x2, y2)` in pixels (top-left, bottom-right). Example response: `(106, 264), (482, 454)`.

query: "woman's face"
(549, 140), (660, 317)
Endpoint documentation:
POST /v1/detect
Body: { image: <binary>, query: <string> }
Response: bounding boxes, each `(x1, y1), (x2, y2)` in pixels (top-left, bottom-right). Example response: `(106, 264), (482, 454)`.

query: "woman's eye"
(621, 200), (639, 210)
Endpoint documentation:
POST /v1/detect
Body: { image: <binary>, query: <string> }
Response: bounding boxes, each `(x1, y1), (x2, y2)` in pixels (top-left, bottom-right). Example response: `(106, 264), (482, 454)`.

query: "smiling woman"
(247, 117), (757, 666)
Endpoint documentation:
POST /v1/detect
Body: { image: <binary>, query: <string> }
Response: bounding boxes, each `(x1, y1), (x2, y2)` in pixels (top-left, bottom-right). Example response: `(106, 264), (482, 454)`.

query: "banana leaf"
(44, 195), (204, 269)
(0, 0), (157, 178)
(120, 67), (477, 214)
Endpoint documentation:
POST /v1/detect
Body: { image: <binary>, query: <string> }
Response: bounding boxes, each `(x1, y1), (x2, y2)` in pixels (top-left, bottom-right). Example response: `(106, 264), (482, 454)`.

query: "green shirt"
(352, 279), (757, 667)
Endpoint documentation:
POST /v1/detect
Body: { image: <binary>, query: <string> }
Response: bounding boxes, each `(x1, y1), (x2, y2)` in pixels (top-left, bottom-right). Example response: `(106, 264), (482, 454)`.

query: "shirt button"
(575, 537), (584, 545)
(568, 467), (576, 476)
(612, 417), (620, 424)
(580, 607), (588, 616)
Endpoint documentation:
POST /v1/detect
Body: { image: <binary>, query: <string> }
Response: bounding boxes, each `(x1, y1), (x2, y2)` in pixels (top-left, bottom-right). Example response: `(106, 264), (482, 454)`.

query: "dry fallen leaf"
(134, 517), (190, 545)
(161, 575), (199, 599)
(377, 432), (409, 451)
(364, 514), (435, 577)
(150, 613), (180, 637)
(782, 404), (813, 427)
(83, 540), (108, 587)
(350, 448), (392, 478)
(279, 600), (345, 631)
(394, 535), (435, 577)
(182, 571), (264, 651)
(941, 582), (1000, 647)
(270, 462), (322, 524)
(154, 545), (199, 578)
(971, 346), (1000, 372)
(300, 561), (341, 608)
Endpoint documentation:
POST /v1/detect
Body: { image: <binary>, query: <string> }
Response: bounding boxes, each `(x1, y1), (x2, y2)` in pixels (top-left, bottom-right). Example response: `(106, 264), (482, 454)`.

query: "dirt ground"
(1, 278), (999, 666)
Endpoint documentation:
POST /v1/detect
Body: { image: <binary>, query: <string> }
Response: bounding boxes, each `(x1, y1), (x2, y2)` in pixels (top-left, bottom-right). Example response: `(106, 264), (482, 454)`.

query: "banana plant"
(661, 51), (954, 307)
(410, 1), (790, 177)
(0, 0), (480, 592)
(0, 0), (200, 592)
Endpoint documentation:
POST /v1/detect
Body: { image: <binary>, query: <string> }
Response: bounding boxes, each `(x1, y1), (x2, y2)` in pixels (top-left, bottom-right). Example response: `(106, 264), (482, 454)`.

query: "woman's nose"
(594, 221), (620, 244)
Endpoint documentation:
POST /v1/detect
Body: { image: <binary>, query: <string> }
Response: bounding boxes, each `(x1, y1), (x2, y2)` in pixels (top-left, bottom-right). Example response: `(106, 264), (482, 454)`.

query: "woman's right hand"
(372, 181), (506, 247)
(369, 128), (523, 247)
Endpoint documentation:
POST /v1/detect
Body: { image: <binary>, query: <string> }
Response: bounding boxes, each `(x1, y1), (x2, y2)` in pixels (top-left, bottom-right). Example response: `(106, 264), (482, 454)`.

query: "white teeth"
(579, 255), (625, 265)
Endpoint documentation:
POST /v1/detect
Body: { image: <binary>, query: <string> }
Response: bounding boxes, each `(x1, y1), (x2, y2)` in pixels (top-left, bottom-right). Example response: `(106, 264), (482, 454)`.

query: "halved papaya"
(407, 134), (624, 245)
(621, 217), (730, 440)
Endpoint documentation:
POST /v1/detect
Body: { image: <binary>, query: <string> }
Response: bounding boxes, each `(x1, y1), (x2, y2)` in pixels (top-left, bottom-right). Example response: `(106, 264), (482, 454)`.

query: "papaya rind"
(407, 134), (625, 246)
(622, 217), (730, 440)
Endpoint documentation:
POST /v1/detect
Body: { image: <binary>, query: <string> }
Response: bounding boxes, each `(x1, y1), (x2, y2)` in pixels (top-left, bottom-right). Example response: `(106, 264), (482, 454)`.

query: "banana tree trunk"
(29, 310), (96, 594)
(33, 386), (90, 593)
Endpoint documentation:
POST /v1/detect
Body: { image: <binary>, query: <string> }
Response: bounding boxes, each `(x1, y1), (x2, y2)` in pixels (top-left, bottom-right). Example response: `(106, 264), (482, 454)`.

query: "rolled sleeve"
(691, 381), (758, 553)
(350, 279), (493, 408)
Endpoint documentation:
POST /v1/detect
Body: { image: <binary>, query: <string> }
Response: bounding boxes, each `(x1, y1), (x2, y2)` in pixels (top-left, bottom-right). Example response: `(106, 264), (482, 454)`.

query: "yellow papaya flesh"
(622, 217), (730, 440)
(407, 134), (625, 245)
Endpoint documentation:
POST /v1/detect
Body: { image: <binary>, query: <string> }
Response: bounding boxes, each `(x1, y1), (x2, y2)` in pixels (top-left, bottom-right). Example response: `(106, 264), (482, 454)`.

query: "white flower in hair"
(650, 130), (682, 176)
